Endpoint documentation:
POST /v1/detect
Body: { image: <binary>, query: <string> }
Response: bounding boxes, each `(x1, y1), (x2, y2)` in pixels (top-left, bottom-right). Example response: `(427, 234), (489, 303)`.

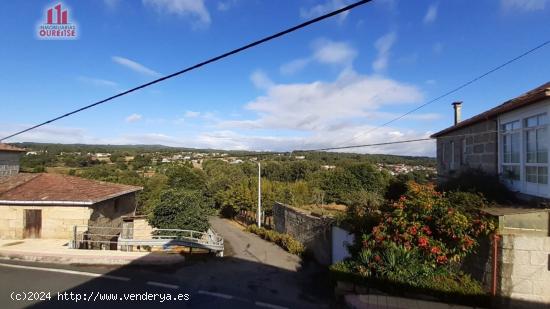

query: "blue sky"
(1, 0), (549, 156)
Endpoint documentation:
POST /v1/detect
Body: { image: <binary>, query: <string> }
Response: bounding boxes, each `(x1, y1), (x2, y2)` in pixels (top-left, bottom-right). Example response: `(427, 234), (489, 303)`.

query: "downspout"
(491, 233), (500, 297)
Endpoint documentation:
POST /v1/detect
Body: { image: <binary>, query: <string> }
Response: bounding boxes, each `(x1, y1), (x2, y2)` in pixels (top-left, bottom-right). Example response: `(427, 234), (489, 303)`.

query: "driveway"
(171, 217), (331, 308)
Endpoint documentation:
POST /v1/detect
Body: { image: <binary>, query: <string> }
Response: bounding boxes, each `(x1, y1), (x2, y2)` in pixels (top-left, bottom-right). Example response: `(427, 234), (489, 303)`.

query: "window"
(524, 114), (548, 184)
(501, 120), (520, 180)
(450, 141), (455, 170)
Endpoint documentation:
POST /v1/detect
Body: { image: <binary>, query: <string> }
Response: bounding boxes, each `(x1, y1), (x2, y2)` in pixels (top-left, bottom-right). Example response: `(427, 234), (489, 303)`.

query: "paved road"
(0, 217), (331, 309)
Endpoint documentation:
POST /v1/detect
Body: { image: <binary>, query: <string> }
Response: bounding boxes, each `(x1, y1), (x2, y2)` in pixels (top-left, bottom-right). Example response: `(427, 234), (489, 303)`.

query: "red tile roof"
(0, 173), (142, 205)
(431, 81), (550, 138)
(0, 143), (26, 152)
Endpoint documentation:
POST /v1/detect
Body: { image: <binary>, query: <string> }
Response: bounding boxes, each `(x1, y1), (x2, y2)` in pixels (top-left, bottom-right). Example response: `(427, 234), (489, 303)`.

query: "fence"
(70, 225), (224, 255)
(235, 209), (273, 229)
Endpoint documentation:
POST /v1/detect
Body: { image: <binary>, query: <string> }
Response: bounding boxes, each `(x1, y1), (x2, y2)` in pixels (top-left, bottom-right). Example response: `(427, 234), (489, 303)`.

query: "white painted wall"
(332, 226), (354, 264)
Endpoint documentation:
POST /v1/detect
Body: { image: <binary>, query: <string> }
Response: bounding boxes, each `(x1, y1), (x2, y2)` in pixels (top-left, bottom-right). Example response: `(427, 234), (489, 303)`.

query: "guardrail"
(70, 226), (224, 256)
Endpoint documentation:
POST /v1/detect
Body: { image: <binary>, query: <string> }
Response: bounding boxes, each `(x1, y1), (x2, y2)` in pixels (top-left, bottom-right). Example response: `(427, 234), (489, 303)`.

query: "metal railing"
(70, 225), (224, 255)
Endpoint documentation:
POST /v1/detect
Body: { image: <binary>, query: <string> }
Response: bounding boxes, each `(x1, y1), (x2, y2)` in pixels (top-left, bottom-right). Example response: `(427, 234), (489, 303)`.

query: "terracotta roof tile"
(0, 173), (142, 205)
(0, 143), (26, 152)
(431, 81), (550, 137)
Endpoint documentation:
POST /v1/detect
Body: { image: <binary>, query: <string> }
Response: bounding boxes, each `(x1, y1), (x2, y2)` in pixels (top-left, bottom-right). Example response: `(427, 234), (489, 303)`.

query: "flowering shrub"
(336, 182), (496, 300)
(360, 182), (495, 271)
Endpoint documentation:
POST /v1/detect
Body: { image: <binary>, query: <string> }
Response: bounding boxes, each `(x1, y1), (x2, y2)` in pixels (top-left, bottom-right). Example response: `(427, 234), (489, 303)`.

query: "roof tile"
(0, 173), (142, 204)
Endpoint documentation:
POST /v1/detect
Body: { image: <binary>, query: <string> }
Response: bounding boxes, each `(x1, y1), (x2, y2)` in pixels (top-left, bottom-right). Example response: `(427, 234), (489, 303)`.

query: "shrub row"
(330, 261), (489, 307)
(245, 225), (305, 256)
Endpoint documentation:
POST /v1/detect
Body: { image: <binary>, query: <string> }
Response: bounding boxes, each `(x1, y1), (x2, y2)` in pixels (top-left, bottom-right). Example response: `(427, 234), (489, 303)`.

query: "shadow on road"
(26, 246), (331, 309)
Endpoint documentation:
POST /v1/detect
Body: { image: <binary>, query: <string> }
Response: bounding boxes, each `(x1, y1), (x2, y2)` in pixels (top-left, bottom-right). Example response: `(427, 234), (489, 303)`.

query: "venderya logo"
(37, 3), (78, 40)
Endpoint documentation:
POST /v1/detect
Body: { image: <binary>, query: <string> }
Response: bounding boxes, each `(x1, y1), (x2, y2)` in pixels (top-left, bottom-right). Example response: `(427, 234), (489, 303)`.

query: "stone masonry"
(0, 151), (22, 177)
(273, 202), (333, 265)
(436, 118), (498, 179)
(497, 234), (550, 308)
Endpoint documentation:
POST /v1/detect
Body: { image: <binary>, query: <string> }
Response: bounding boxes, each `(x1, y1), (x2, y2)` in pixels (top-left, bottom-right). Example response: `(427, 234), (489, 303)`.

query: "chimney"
(452, 101), (462, 125)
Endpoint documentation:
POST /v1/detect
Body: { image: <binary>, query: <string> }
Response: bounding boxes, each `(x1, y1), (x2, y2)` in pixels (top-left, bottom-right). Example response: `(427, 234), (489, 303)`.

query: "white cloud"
(77, 76), (118, 88)
(372, 32), (397, 73)
(0, 125), (101, 145)
(250, 70), (274, 89)
(221, 70), (423, 131)
(280, 58), (311, 75)
(423, 3), (438, 24)
(280, 39), (356, 75)
(143, 0), (211, 26)
(300, 0), (350, 22)
(112, 56), (162, 77)
(125, 113), (143, 123)
(193, 127), (435, 156)
(313, 39), (357, 65)
(184, 111), (201, 118)
(501, 0), (547, 11)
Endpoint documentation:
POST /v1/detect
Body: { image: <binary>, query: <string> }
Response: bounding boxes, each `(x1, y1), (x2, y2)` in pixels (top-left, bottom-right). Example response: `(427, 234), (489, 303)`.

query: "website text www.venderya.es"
(10, 291), (190, 303)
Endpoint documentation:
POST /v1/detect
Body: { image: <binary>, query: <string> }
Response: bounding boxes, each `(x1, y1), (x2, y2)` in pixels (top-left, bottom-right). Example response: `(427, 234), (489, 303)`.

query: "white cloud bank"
(112, 56), (162, 78)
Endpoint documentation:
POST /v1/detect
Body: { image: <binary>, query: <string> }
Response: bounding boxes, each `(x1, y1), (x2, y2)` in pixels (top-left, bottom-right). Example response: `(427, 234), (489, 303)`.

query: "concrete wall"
(436, 118), (498, 180)
(0, 205), (91, 239)
(332, 226), (354, 264)
(272, 202), (333, 265)
(497, 234), (550, 308)
(0, 151), (22, 177)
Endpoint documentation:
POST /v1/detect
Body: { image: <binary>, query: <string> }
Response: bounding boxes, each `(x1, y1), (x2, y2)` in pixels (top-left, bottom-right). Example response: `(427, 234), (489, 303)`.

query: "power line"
(297, 138), (433, 152)
(337, 39), (550, 147)
(0, 0), (373, 142)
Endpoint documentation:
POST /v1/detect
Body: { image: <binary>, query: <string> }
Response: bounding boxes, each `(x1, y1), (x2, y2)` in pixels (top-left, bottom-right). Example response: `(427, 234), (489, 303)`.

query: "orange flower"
(436, 255), (448, 264)
(418, 236), (429, 247)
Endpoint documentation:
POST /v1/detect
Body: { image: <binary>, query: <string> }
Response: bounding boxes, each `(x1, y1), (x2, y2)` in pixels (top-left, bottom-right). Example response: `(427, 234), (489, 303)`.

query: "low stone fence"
(272, 202), (333, 265)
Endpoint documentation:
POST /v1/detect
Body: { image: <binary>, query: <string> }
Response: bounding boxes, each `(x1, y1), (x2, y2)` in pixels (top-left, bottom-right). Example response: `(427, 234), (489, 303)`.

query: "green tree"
(149, 189), (210, 232)
(165, 166), (207, 192)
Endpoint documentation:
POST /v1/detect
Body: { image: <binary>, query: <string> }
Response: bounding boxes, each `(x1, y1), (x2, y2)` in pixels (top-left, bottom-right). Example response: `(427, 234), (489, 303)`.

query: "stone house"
(0, 144), (142, 240)
(431, 82), (550, 307)
(431, 82), (549, 199)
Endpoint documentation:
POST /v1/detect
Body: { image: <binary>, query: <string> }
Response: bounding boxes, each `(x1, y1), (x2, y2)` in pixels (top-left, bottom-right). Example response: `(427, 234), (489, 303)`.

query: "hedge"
(245, 225), (305, 256)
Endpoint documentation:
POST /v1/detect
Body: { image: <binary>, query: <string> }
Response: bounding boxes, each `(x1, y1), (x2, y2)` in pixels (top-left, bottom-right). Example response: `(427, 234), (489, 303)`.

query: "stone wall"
(436, 118), (498, 180)
(0, 205), (91, 239)
(132, 217), (155, 239)
(497, 234), (550, 308)
(272, 202), (333, 265)
(87, 193), (137, 244)
(0, 152), (22, 177)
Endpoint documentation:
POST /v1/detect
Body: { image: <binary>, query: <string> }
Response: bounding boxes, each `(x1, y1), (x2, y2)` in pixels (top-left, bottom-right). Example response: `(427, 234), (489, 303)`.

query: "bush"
(439, 169), (516, 203)
(246, 225), (305, 256)
(149, 189), (210, 232)
(336, 182), (495, 304)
